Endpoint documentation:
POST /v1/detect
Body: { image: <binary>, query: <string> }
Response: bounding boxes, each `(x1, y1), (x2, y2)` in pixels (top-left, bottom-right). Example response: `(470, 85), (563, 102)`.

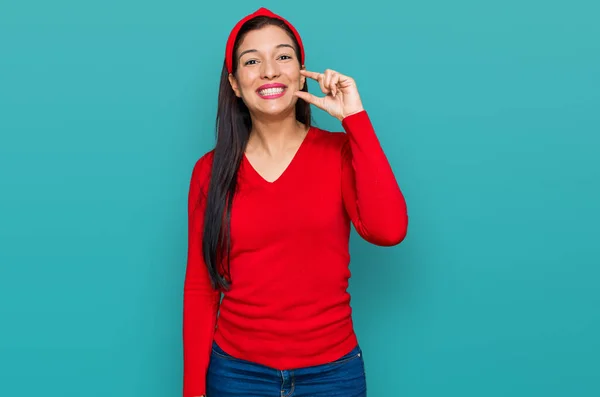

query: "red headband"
(225, 7), (305, 74)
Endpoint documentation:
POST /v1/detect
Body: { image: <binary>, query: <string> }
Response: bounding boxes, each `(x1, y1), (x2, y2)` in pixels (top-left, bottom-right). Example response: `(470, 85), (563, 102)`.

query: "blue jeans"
(206, 342), (367, 397)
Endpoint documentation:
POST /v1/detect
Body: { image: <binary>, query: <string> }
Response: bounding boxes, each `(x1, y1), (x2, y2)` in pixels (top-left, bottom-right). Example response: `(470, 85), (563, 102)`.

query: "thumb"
(294, 90), (325, 109)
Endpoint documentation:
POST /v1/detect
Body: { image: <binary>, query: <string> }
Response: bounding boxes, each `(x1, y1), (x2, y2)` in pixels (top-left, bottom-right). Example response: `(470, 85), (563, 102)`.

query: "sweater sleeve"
(183, 156), (221, 397)
(341, 110), (409, 246)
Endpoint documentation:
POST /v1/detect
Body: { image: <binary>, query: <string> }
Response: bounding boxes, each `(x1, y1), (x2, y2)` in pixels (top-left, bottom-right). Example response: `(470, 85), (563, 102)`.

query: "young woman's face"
(229, 25), (305, 118)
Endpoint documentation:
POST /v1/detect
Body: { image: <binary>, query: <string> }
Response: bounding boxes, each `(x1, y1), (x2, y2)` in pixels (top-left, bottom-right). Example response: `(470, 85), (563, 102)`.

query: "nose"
(261, 58), (280, 80)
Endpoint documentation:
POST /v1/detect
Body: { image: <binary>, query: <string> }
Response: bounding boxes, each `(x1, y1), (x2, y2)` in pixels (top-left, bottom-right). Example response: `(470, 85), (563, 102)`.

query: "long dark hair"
(202, 16), (312, 290)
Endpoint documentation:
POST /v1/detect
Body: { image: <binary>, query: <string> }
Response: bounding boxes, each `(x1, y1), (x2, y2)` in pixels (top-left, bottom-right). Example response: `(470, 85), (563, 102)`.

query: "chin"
(254, 100), (297, 117)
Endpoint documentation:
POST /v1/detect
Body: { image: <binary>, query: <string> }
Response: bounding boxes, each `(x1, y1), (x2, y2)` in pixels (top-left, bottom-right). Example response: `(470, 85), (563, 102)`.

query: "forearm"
(341, 110), (408, 245)
(183, 281), (219, 397)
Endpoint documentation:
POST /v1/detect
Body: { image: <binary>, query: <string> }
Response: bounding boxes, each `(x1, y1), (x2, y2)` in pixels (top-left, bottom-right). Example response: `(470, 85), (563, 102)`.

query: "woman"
(183, 7), (408, 397)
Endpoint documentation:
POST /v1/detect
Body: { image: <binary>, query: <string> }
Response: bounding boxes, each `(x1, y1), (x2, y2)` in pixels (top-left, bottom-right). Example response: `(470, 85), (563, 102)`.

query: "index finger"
(300, 69), (322, 81)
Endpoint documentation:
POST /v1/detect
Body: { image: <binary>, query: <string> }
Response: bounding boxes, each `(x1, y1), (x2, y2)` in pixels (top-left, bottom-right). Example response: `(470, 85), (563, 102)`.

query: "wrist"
(341, 107), (365, 121)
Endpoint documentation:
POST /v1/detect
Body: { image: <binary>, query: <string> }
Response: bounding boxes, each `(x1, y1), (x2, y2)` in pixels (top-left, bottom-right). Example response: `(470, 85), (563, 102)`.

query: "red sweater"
(183, 110), (408, 397)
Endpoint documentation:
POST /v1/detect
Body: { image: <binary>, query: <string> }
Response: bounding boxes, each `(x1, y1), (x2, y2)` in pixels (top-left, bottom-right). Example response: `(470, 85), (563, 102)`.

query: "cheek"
(290, 75), (303, 90)
(236, 71), (257, 92)
(240, 81), (253, 94)
(295, 71), (305, 88)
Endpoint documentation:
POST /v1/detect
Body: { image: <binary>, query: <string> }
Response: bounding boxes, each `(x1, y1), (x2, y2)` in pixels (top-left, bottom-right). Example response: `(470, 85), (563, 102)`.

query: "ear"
(228, 73), (241, 98)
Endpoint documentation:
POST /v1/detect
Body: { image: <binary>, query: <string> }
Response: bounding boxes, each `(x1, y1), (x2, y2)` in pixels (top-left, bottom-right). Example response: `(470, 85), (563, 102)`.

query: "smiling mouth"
(257, 87), (286, 97)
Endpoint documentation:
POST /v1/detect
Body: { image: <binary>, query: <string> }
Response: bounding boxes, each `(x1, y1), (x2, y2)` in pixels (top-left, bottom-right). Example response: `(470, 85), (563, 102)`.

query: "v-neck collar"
(242, 126), (315, 186)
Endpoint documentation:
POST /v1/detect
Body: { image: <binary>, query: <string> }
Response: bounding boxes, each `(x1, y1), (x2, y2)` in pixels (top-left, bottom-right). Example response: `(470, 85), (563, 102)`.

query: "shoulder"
(188, 149), (215, 197)
(310, 125), (348, 152)
(192, 149), (215, 174)
(309, 109), (372, 147)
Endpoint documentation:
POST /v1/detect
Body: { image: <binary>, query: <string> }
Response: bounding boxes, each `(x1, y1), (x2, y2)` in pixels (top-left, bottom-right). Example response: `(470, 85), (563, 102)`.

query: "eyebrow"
(238, 44), (294, 60)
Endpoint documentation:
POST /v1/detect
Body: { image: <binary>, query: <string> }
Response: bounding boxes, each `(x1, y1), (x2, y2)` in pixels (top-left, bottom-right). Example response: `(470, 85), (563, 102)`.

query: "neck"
(247, 111), (307, 157)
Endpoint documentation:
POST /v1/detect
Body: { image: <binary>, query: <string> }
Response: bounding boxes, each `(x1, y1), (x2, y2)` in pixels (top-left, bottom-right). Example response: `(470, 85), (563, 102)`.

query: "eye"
(278, 54), (293, 60)
(243, 59), (258, 66)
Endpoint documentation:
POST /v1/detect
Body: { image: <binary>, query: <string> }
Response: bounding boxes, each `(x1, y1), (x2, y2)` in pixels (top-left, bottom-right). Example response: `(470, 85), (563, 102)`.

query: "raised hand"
(294, 69), (364, 121)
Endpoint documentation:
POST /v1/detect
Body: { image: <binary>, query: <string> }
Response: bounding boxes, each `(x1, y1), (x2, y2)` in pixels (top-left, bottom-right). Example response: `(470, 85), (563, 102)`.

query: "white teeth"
(258, 87), (285, 96)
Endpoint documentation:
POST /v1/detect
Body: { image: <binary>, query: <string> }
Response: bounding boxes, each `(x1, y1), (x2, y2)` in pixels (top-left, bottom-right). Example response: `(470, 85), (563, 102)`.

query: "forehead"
(237, 25), (295, 53)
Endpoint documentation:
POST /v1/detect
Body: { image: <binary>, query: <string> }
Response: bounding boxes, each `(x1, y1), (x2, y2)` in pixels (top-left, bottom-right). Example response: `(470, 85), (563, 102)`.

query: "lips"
(256, 83), (287, 99)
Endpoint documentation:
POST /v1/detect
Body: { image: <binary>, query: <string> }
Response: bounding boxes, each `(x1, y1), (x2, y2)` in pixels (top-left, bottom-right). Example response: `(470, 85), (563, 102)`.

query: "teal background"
(1, 0), (599, 396)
